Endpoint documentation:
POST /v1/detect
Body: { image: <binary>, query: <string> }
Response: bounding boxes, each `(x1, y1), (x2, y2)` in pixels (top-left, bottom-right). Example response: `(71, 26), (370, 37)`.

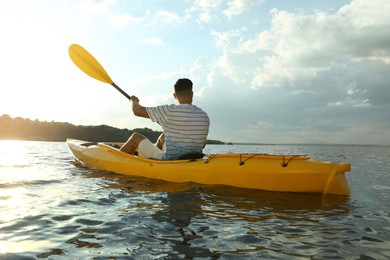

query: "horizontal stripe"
(146, 104), (209, 160)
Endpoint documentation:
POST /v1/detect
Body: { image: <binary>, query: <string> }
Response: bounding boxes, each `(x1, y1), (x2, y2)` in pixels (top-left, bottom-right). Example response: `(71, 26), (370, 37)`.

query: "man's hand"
(130, 95), (149, 118)
(130, 95), (139, 103)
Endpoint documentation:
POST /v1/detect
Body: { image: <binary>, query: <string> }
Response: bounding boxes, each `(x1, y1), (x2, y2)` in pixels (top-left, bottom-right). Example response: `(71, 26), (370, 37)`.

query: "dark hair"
(174, 78), (193, 93)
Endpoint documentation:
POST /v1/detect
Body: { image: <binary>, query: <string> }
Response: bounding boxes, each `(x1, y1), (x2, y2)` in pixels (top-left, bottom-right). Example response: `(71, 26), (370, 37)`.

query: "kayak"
(66, 138), (351, 195)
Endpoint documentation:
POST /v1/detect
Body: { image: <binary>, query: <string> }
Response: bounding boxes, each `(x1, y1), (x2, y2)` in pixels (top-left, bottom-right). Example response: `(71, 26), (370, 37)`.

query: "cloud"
(223, 0), (264, 19)
(208, 28), (247, 84)
(233, 0), (390, 89)
(201, 0), (390, 144)
(198, 12), (212, 23)
(187, 0), (223, 23)
(188, 0), (264, 23)
(157, 10), (181, 23)
(134, 56), (205, 89)
(191, 0), (223, 10)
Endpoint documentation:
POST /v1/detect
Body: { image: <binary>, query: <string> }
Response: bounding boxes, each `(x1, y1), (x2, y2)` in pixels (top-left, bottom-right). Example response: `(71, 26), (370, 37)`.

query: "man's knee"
(130, 132), (146, 145)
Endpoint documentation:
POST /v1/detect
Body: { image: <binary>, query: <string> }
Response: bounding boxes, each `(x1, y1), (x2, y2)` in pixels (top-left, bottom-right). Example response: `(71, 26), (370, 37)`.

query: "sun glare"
(0, 141), (31, 222)
(0, 141), (30, 168)
(0, 141), (37, 254)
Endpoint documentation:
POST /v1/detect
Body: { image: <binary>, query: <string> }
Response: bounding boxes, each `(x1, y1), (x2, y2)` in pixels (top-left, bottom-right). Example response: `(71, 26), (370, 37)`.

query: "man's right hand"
(130, 95), (139, 103)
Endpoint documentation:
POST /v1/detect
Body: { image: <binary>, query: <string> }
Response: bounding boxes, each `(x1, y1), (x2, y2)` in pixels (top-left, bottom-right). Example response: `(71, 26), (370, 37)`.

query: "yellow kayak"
(67, 138), (351, 195)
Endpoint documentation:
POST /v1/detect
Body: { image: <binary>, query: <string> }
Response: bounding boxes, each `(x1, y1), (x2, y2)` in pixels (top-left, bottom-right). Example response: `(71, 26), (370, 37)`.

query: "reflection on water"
(0, 142), (389, 259)
(100, 174), (354, 259)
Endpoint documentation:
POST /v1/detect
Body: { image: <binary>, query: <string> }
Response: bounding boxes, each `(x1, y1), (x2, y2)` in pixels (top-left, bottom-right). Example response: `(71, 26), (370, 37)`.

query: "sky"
(0, 0), (389, 145)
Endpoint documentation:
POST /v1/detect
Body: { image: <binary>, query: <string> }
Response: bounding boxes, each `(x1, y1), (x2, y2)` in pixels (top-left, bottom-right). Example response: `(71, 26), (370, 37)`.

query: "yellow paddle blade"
(69, 44), (113, 84)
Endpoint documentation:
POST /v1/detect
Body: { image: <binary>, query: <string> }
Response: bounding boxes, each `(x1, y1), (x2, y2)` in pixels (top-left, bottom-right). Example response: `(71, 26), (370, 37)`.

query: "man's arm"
(130, 96), (150, 118)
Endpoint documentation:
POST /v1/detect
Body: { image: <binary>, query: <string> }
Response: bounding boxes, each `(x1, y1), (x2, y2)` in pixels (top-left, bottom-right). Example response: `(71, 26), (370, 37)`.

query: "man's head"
(174, 78), (193, 93)
(174, 78), (193, 104)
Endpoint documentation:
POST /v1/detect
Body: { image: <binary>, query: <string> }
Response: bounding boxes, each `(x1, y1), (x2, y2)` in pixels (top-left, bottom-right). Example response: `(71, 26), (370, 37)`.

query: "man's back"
(147, 104), (210, 160)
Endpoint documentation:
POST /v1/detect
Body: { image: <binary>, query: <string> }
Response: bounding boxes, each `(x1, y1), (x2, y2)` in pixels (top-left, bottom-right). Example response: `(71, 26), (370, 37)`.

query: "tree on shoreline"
(0, 114), (161, 142)
(0, 114), (225, 144)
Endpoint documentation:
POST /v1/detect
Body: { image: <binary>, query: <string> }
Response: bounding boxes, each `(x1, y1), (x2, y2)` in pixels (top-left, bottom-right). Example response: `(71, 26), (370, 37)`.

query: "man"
(120, 78), (210, 160)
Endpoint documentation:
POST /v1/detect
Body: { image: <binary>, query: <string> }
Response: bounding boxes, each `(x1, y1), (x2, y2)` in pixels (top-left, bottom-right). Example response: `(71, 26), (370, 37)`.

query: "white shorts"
(138, 139), (165, 160)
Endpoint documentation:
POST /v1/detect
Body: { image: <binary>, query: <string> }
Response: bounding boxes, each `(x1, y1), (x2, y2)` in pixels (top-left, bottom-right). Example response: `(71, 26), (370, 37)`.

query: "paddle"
(68, 44), (131, 100)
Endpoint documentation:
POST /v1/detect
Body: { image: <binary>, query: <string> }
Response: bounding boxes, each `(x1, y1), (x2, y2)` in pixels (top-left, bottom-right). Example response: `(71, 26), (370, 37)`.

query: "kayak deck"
(67, 138), (351, 195)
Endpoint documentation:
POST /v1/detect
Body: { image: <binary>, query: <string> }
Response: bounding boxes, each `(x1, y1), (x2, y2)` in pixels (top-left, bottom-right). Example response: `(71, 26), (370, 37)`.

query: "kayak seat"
(177, 153), (205, 160)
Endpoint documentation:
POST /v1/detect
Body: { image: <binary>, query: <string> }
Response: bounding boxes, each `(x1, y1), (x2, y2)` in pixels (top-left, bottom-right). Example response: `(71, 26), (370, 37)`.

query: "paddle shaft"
(112, 82), (131, 100)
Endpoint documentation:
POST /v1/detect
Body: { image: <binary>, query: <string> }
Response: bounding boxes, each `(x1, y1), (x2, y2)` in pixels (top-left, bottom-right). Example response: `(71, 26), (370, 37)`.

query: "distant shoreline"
(1, 115), (388, 146)
(0, 114), (225, 144)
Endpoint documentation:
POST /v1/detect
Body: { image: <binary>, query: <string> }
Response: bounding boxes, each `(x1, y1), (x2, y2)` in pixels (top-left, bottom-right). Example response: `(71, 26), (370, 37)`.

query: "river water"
(0, 141), (389, 259)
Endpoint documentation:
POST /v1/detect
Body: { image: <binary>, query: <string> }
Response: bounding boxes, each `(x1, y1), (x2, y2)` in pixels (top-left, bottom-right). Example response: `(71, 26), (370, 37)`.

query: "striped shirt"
(146, 104), (210, 160)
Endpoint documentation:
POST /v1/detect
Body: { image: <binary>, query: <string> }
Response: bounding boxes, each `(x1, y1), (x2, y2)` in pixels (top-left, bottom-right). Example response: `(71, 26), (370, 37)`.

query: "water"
(0, 141), (389, 259)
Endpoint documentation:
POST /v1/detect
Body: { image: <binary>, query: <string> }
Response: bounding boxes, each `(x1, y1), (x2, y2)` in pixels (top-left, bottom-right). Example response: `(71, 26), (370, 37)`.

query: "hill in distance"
(0, 114), (225, 144)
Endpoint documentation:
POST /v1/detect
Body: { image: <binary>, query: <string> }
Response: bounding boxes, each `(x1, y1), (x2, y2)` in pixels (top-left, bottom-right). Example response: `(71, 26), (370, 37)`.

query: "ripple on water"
(1, 142), (390, 259)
